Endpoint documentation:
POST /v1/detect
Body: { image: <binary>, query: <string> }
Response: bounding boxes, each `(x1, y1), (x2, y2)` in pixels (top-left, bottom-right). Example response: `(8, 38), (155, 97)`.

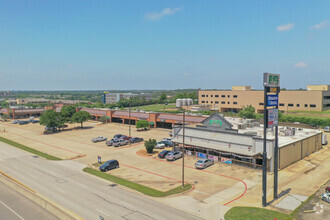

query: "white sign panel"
(267, 109), (278, 128)
(263, 73), (280, 87)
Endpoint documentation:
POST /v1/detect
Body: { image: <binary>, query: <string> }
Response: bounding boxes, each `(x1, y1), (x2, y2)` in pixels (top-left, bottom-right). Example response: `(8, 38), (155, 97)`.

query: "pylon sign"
(264, 73), (280, 87)
(267, 109), (278, 128)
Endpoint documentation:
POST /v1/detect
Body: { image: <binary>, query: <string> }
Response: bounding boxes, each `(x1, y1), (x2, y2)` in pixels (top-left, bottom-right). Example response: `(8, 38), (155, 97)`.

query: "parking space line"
(96, 208), (110, 217)
(136, 151), (247, 205)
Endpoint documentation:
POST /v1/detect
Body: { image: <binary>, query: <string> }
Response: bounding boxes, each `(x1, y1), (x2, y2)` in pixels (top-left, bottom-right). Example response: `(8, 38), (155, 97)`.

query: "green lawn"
(224, 207), (292, 220)
(288, 109), (330, 114)
(83, 167), (192, 197)
(0, 136), (62, 160)
(133, 103), (177, 112)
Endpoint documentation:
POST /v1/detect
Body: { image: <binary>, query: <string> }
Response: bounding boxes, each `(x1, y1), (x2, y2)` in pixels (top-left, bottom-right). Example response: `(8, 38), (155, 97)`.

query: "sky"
(0, 0), (329, 90)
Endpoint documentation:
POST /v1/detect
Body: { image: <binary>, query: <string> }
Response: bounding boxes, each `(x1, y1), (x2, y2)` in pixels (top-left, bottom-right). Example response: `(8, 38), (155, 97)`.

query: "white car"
(321, 193), (330, 203)
(162, 137), (172, 142)
(324, 126), (330, 132)
(155, 142), (165, 149)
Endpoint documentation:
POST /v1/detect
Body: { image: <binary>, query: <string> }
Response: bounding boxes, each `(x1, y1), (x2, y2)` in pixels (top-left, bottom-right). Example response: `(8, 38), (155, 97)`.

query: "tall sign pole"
(182, 110), (185, 188)
(262, 73), (280, 207)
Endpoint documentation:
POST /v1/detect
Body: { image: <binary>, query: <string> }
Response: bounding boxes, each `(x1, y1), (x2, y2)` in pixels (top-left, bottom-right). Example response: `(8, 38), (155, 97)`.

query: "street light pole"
(182, 110), (185, 188)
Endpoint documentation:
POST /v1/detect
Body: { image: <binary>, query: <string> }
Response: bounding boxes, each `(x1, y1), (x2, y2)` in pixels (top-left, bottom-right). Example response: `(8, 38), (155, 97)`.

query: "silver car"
(195, 159), (214, 169)
(165, 151), (183, 161)
(324, 126), (330, 132)
(92, 136), (107, 143)
(112, 139), (128, 147)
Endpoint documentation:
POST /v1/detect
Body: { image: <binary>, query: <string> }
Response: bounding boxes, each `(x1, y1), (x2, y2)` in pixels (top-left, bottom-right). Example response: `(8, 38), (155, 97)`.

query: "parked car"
(309, 124), (317, 128)
(45, 126), (57, 132)
(165, 151), (183, 161)
(99, 159), (119, 172)
(19, 121), (29, 125)
(113, 139), (128, 147)
(130, 137), (144, 143)
(113, 134), (130, 140)
(162, 137), (172, 142)
(12, 120), (20, 124)
(195, 159), (214, 169)
(324, 126), (330, 132)
(321, 193), (330, 203)
(158, 150), (170, 159)
(92, 136), (107, 143)
(159, 140), (173, 147)
(32, 120), (39, 123)
(326, 186), (330, 193)
(106, 139), (116, 146)
(155, 142), (165, 149)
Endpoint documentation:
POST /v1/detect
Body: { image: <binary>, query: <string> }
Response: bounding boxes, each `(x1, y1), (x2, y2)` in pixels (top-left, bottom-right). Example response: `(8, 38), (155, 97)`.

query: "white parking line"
(56, 188), (65, 193)
(96, 209), (110, 217)
(76, 182), (88, 188)
(0, 200), (25, 220)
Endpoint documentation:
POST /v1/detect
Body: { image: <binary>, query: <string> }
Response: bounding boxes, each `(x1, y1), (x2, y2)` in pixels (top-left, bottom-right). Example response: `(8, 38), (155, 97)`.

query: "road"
(0, 181), (58, 220)
(0, 142), (203, 220)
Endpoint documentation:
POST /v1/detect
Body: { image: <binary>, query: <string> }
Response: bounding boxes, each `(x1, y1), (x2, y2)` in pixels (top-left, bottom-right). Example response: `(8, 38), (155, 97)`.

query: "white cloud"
(276, 23), (294, 31)
(183, 72), (190, 76)
(145, 7), (182, 20)
(311, 20), (329, 29)
(294, 62), (308, 68)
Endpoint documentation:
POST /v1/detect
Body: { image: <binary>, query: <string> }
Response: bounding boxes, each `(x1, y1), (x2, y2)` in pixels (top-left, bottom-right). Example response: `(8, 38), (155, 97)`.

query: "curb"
(0, 171), (82, 220)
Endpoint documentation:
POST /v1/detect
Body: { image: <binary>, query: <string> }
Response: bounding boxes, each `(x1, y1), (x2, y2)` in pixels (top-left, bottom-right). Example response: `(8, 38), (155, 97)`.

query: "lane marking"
(0, 200), (25, 220)
(96, 208), (110, 217)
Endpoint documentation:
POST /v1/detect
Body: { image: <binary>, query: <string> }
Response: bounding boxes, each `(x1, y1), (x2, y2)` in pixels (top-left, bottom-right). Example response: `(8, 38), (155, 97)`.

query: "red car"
(326, 186), (330, 193)
(113, 134), (130, 140)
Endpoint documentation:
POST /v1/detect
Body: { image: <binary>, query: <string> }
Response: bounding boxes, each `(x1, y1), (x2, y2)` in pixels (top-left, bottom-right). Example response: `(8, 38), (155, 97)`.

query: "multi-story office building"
(102, 92), (152, 104)
(198, 85), (330, 113)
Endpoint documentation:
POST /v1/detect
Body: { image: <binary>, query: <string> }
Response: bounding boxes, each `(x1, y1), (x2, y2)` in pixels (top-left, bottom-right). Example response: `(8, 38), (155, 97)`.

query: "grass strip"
(0, 136), (62, 160)
(83, 167), (192, 197)
(224, 206), (292, 220)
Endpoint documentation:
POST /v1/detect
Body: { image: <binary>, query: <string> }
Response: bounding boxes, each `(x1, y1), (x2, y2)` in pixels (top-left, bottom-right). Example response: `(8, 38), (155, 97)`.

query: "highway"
(0, 181), (58, 220)
(0, 142), (203, 220)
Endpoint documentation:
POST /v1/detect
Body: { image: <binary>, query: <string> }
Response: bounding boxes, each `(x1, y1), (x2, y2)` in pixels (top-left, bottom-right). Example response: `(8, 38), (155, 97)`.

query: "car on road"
(165, 151), (183, 161)
(113, 134), (130, 140)
(321, 193), (330, 203)
(159, 140), (174, 147)
(92, 136), (107, 143)
(324, 126), (330, 132)
(158, 150), (170, 159)
(12, 120), (20, 124)
(154, 142), (165, 149)
(130, 137), (144, 143)
(99, 159), (119, 172)
(195, 159), (214, 169)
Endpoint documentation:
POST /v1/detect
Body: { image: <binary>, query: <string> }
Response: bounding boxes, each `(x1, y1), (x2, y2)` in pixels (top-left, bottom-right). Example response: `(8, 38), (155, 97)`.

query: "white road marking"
(76, 182), (88, 188)
(0, 200), (25, 220)
(96, 209), (110, 217)
(56, 188), (65, 193)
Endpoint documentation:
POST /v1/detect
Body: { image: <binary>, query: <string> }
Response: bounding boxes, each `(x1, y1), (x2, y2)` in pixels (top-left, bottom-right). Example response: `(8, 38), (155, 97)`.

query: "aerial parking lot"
(0, 119), (329, 218)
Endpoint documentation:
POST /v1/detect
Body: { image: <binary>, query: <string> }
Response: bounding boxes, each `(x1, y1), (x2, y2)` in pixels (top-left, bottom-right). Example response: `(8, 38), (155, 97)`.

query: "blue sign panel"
(267, 94), (278, 107)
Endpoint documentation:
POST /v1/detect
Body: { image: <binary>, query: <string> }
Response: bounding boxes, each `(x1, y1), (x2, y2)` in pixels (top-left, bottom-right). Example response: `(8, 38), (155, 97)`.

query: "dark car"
(130, 137), (144, 143)
(158, 150), (170, 159)
(32, 120), (39, 123)
(113, 134), (130, 140)
(99, 160), (119, 172)
(159, 140), (174, 147)
(19, 121), (29, 125)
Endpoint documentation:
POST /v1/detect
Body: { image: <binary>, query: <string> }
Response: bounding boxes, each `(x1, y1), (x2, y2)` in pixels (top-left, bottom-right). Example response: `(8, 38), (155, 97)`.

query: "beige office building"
(198, 85), (330, 113)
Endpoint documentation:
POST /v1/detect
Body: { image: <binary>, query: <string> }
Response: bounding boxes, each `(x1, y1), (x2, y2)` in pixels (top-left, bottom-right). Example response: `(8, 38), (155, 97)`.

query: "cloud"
(145, 7), (182, 20)
(276, 23), (294, 31)
(294, 62), (308, 68)
(311, 20), (329, 29)
(183, 72), (190, 76)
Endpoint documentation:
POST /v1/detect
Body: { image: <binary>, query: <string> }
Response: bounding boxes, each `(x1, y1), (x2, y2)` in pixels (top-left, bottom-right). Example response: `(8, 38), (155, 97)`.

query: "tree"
(39, 109), (60, 132)
(238, 105), (256, 119)
(144, 138), (157, 153)
(136, 120), (149, 130)
(71, 111), (91, 128)
(159, 93), (167, 103)
(1, 114), (10, 121)
(99, 115), (107, 124)
(60, 105), (76, 122)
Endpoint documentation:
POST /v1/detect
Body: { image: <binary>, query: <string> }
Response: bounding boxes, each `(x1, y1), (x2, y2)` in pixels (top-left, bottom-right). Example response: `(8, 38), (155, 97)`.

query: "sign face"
(263, 73), (280, 87)
(267, 94), (279, 107)
(221, 158), (232, 164)
(98, 156), (102, 164)
(209, 120), (223, 127)
(267, 109), (278, 128)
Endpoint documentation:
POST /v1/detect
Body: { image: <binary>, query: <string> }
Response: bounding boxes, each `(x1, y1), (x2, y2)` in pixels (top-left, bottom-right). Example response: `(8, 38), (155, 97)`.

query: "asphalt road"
(0, 181), (58, 220)
(0, 142), (203, 220)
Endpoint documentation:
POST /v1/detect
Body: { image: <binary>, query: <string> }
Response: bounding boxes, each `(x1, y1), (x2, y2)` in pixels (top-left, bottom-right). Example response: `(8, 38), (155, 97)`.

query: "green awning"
(149, 122), (154, 125)
(107, 116), (110, 119)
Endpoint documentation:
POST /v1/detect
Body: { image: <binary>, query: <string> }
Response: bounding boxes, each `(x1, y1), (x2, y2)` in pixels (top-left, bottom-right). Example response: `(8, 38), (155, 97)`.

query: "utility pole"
(182, 110), (185, 188)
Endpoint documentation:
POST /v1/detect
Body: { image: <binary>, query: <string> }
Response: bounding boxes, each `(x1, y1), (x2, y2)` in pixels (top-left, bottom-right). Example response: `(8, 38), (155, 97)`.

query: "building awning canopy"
(149, 122), (154, 125)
